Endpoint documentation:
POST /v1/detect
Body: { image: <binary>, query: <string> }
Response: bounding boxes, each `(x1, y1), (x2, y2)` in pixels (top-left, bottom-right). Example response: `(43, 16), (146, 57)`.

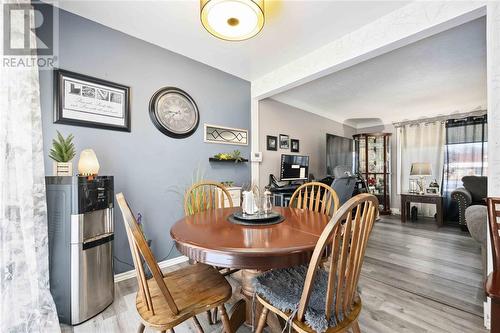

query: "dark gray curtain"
(326, 134), (353, 175)
(443, 115), (487, 221)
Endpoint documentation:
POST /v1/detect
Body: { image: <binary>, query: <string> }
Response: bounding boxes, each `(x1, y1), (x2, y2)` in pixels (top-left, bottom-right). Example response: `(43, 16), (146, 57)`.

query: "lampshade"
(78, 149), (100, 176)
(410, 163), (432, 176)
(200, 0), (265, 41)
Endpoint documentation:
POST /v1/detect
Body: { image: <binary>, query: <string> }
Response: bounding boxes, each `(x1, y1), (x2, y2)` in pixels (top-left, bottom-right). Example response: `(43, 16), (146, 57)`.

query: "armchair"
(465, 205), (487, 284)
(451, 176), (487, 227)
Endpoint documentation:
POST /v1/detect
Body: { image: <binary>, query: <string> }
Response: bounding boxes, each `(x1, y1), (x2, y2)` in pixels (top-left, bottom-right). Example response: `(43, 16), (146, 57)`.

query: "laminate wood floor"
(61, 216), (487, 333)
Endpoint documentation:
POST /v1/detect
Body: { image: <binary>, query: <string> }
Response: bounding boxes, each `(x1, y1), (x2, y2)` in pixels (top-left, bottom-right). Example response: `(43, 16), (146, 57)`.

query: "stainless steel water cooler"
(46, 176), (114, 325)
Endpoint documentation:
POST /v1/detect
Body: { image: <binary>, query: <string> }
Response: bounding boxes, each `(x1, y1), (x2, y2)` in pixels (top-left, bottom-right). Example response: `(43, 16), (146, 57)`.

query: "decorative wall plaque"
(204, 124), (248, 146)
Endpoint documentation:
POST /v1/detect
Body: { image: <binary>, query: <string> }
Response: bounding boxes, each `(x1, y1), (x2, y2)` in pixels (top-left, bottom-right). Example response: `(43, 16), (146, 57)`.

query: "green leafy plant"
(213, 150), (244, 163)
(185, 166), (207, 215)
(213, 152), (232, 160)
(49, 131), (76, 162)
(231, 150), (243, 162)
(166, 164), (207, 216)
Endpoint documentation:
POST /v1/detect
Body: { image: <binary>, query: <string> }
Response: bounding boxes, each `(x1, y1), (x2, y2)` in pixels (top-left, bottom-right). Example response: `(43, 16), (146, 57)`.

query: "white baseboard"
(390, 208), (401, 215)
(484, 299), (491, 329)
(114, 255), (189, 283)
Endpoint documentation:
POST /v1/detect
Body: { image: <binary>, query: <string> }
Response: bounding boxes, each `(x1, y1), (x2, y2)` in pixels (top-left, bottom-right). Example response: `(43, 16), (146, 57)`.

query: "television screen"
(326, 134), (354, 175)
(280, 154), (309, 181)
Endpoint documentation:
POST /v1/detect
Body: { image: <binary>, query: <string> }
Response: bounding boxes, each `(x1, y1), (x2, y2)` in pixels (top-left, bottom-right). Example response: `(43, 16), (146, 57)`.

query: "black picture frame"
(266, 135), (277, 151)
(54, 69), (131, 132)
(279, 134), (289, 149)
(291, 139), (300, 152)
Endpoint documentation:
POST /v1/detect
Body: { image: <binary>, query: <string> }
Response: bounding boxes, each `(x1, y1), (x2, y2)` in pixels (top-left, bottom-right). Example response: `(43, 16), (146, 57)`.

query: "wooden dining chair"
(487, 198), (500, 333)
(116, 193), (233, 333)
(254, 193), (379, 333)
(184, 181), (234, 215)
(183, 181), (236, 324)
(290, 182), (340, 217)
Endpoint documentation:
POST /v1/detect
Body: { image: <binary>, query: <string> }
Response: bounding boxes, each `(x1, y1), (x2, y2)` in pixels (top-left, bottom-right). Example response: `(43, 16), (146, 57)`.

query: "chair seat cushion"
(254, 265), (345, 333)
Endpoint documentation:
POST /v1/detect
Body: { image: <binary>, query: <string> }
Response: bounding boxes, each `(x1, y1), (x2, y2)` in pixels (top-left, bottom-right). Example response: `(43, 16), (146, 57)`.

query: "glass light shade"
(200, 0), (264, 41)
(78, 149), (100, 176)
(410, 162), (432, 176)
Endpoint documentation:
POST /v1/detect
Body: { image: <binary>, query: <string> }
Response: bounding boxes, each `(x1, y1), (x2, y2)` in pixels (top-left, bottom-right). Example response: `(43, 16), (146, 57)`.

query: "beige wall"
(258, 99), (356, 188)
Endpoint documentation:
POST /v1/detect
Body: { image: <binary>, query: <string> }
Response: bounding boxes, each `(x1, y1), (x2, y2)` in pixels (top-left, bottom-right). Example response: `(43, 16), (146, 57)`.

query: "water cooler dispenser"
(46, 176), (114, 325)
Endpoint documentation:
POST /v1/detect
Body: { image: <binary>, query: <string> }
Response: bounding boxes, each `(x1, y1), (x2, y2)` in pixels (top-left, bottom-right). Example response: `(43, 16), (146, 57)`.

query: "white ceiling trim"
(251, 1), (486, 99)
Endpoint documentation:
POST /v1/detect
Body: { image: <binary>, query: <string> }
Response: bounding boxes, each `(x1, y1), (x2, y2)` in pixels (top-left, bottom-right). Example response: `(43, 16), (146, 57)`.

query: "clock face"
(149, 88), (199, 138)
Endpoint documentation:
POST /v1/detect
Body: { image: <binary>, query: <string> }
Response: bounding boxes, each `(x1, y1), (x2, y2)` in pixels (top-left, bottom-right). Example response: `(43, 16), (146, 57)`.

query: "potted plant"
(212, 150), (246, 163)
(49, 131), (76, 176)
(231, 150), (243, 163)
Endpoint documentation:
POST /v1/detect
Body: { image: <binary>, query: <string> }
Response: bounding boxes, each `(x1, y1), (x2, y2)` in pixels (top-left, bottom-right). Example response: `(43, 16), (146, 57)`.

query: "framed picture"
(54, 69), (131, 132)
(266, 135), (277, 151)
(409, 179), (418, 193)
(426, 187), (440, 195)
(291, 139), (299, 152)
(279, 134), (289, 149)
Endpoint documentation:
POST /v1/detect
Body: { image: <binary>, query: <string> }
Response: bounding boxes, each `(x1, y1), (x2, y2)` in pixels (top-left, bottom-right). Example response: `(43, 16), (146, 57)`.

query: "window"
(443, 116), (487, 220)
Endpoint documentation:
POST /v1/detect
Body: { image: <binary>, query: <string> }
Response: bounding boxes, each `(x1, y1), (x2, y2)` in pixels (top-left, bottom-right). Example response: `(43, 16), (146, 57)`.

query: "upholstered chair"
(451, 176), (487, 228)
(465, 205), (488, 284)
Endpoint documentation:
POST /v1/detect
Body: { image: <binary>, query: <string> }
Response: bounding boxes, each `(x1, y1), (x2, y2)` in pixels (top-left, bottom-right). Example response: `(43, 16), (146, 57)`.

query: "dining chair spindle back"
(255, 193), (379, 333)
(290, 182), (340, 217)
(184, 181), (233, 216)
(116, 193), (233, 333)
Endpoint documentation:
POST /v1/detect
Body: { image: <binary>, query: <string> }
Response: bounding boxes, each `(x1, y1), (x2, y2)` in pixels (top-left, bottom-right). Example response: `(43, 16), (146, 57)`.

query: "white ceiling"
(271, 17), (487, 128)
(52, 0), (409, 81)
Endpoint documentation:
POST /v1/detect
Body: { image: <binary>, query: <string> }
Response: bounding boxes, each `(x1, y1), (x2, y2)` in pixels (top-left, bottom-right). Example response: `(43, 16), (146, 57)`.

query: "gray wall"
(39, 9), (251, 273)
(356, 124), (399, 211)
(259, 99), (356, 188)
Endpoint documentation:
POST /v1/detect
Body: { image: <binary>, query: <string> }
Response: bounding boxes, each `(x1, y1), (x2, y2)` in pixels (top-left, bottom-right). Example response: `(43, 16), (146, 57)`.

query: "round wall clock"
(149, 87), (200, 138)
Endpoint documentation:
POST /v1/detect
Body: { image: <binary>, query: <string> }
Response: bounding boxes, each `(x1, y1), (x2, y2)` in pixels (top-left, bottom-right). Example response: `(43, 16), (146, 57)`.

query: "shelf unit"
(353, 132), (392, 215)
(208, 158), (248, 163)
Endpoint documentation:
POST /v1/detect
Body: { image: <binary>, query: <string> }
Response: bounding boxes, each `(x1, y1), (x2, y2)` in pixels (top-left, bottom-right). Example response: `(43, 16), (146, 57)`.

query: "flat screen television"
(280, 154), (310, 181)
(326, 134), (354, 175)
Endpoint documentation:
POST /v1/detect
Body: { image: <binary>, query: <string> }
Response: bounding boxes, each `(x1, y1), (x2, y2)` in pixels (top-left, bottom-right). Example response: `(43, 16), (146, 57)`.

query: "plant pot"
(53, 161), (73, 176)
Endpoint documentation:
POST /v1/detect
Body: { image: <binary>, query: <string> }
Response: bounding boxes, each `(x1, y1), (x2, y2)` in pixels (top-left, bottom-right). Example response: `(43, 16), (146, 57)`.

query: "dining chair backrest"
(487, 197), (500, 269)
(116, 193), (179, 316)
(297, 193), (379, 324)
(289, 182), (340, 217)
(184, 181), (233, 216)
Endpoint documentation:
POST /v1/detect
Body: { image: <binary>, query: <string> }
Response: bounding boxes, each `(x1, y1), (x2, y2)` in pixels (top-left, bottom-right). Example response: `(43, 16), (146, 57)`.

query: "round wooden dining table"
(170, 206), (330, 331)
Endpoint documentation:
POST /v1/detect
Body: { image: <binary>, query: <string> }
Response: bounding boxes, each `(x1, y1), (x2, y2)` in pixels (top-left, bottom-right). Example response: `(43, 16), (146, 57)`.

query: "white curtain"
(397, 121), (445, 216)
(0, 1), (60, 332)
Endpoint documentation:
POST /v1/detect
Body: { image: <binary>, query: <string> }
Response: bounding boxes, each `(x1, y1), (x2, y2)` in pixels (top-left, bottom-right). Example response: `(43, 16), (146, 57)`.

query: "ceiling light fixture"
(200, 0), (264, 41)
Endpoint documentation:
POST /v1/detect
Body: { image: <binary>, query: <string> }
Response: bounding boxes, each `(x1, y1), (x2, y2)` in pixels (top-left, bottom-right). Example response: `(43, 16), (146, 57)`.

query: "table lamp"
(78, 149), (100, 177)
(410, 162), (432, 194)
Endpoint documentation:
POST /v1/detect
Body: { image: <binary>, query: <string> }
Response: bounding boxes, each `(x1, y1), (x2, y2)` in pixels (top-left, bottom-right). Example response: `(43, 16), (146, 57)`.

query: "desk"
(170, 207), (329, 330)
(400, 193), (444, 226)
(269, 185), (299, 206)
